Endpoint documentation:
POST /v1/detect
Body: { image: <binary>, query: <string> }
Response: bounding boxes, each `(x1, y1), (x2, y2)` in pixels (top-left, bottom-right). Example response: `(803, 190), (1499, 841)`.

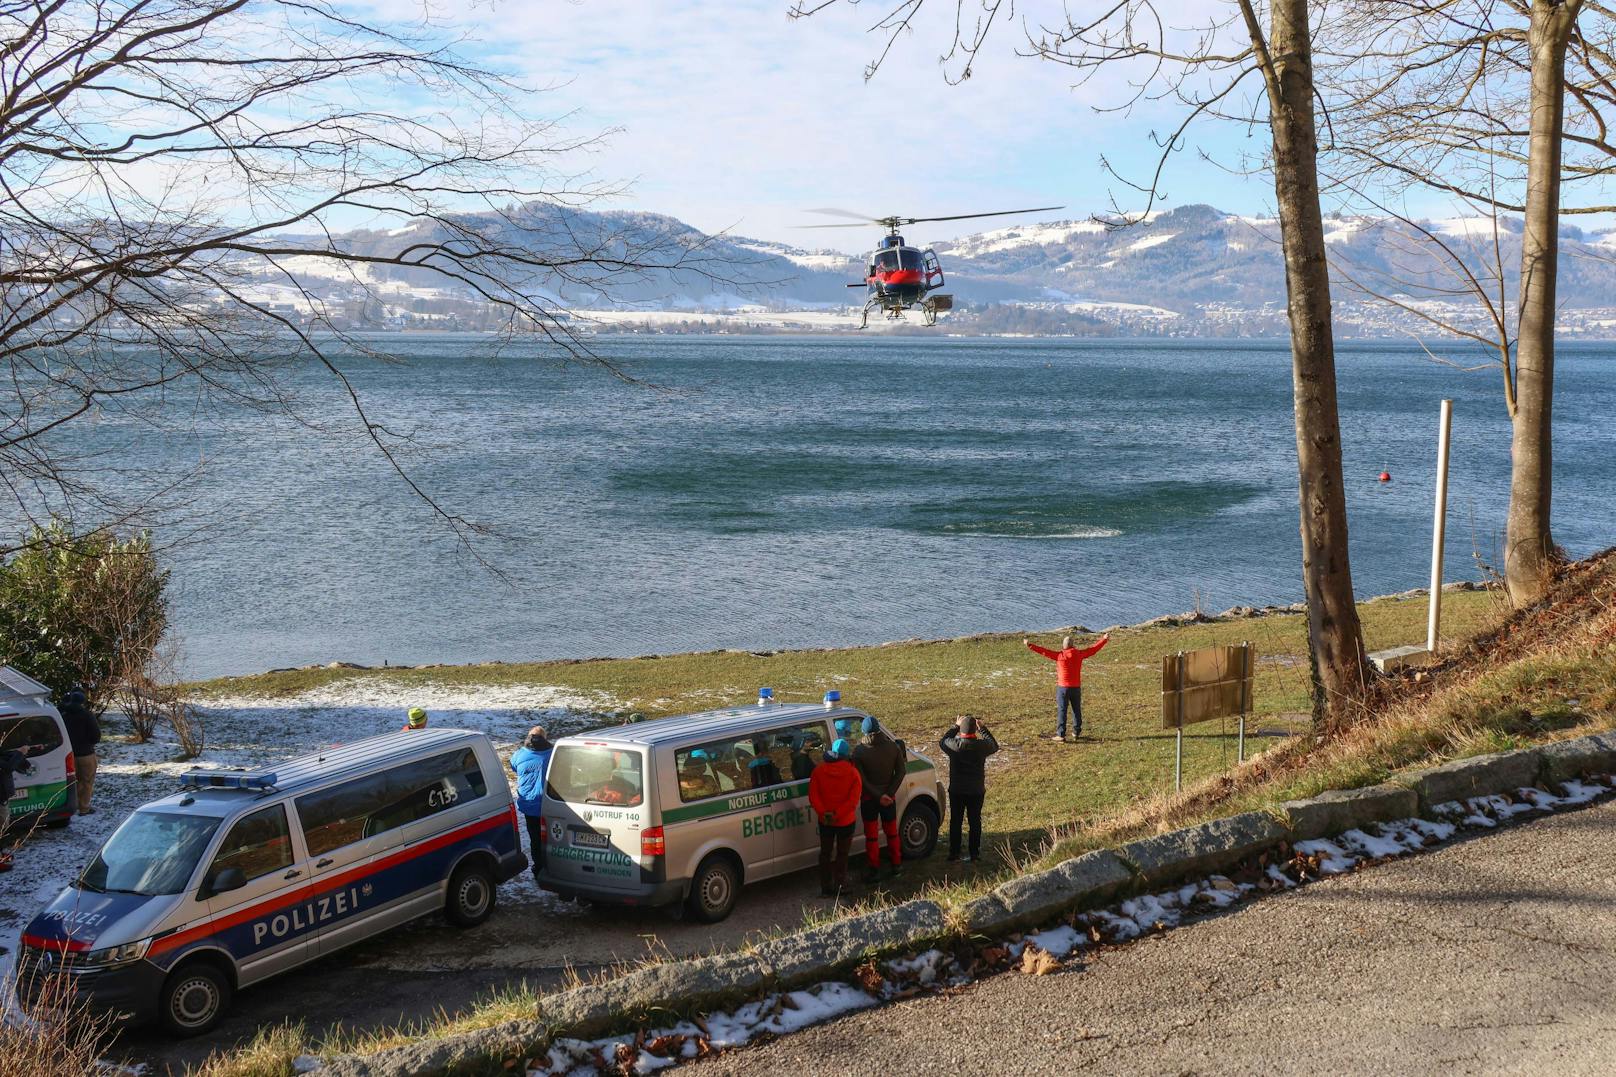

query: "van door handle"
(283, 869), (302, 880)
(316, 858), (334, 868)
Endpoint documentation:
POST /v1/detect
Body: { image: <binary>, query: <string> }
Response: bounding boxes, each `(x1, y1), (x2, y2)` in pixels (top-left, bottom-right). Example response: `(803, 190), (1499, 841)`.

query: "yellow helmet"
(406, 707), (428, 728)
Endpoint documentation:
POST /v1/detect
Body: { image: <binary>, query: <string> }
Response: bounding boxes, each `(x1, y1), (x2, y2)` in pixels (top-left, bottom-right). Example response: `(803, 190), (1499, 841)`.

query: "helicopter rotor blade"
(805, 207), (882, 222)
(793, 222), (878, 230)
(899, 205), (1066, 226)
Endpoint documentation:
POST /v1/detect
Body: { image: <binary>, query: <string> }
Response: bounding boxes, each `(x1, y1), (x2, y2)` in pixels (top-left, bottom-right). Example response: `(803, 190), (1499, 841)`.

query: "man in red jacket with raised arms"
(1026, 632), (1109, 742)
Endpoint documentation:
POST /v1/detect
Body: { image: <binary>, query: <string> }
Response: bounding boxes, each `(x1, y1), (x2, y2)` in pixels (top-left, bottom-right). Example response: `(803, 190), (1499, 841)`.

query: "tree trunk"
(1506, 0), (1578, 606)
(1263, 0), (1370, 726)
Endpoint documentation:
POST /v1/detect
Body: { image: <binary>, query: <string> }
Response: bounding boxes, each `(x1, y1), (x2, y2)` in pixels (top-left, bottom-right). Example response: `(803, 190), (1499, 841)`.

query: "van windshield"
(546, 745), (644, 806)
(80, 811), (222, 896)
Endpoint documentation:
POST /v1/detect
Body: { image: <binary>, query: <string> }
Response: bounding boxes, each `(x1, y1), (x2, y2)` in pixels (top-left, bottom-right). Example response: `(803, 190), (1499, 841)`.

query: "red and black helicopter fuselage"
(802, 205), (1063, 328)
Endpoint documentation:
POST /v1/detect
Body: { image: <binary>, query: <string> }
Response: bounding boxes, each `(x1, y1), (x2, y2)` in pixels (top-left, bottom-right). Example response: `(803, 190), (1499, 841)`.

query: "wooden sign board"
(1162, 644), (1255, 729)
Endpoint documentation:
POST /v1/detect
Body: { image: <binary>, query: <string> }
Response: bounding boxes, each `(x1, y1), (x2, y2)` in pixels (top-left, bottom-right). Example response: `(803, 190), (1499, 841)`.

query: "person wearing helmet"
(59, 687), (100, 814)
(852, 716), (906, 881)
(403, 707), (428, 731)
(679, 748), (719, 801)
(808, 738), (862, 897)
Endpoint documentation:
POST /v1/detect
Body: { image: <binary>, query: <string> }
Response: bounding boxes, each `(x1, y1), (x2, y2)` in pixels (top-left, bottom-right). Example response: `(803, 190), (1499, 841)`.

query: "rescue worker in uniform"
(510, 726), (553, 877)
(403, 706), (429, 731)
(1025, 633), (1109, 741)
(852, 716), (906, 881)
(941, 715), (998, 863)
(808, 738), (861, 897)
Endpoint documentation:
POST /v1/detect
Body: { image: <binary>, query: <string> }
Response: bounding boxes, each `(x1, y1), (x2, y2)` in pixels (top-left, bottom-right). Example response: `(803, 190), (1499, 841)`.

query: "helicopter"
(800, 205), (1065, 328)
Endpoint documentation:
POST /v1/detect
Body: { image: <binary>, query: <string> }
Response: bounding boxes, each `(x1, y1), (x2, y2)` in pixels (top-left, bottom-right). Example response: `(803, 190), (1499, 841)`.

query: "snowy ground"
(0, 678), (619, 987)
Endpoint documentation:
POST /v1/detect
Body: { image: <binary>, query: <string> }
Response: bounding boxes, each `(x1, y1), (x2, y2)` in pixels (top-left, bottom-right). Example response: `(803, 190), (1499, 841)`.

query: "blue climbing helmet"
(829, 738), (852, 760)
(861, 715), (880, 737)
(834, 718), (853, 738)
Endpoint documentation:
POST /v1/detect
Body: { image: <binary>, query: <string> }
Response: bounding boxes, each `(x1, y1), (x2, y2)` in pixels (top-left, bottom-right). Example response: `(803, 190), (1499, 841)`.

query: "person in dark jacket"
(940, 715), (999, 863)
(0, 747), (34, 872)
(808, 738), (861, 896)
(852, 716), (906, 881)
(510, 727), (554, 877)
(59, 688), (100, 814)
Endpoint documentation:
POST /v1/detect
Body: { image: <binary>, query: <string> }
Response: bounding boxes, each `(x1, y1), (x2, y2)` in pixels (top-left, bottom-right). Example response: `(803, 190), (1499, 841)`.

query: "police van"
(0, 666), (76, 827)
(538, 691), (945, 922)
(18, 728), (526, 1036)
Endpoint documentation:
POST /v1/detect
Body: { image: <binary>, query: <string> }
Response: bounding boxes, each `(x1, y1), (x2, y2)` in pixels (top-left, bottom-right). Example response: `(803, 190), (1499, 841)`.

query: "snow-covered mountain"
(233, 201), (1616, 337)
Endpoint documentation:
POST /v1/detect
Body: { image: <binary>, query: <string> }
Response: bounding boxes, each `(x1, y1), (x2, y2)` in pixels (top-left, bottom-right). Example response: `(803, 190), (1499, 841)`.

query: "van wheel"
(160, 960), (232, 1037)
(445, 861), (497, 927)
(687, 856), (740, 923)
(900, 802), (939, 861)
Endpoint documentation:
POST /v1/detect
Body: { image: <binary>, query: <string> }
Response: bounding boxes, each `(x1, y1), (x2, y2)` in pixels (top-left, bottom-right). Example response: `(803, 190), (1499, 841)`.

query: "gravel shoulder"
(694, 798), (1616, 1076)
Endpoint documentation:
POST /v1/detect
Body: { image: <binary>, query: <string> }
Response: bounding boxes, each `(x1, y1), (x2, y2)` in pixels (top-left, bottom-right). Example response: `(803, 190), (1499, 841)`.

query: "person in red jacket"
(808, 737), (862, 897)
(1026, 632), (1109, 741)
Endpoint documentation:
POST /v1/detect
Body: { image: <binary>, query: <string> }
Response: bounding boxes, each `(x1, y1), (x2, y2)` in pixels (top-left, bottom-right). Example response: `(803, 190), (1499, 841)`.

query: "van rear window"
(0, 715), (61, 756)
(547, 745), (643, 806)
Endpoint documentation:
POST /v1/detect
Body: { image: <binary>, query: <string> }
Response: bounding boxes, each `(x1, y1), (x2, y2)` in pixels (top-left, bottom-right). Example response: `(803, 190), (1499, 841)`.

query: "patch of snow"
(946, 220), (1107, 258)
(883, 948), (949, 985)
(1024, 924), (1085, 959)
(1558, 778), (1610, 804)
(1337, 827), (1410, 859)
(1323, 221), (1362, 244)
(1426, 217), (1501, 239)
(293, 1056), (324, 1074)
(1118, 232), (1177, 254)
(1294, 838), (1357, 874)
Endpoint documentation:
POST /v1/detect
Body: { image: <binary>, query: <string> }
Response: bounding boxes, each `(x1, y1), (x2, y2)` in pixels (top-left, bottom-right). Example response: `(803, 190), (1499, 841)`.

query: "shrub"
(0, 521), (170, 710)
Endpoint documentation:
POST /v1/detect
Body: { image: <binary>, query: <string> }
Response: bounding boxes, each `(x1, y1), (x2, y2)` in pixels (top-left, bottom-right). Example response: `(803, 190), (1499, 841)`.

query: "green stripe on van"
(8, 779), (68, 815)
(660, 758), (935, 825)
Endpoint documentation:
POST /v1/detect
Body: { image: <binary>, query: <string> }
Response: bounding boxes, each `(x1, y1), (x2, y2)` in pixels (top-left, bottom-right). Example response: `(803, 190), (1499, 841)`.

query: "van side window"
(781, 722), (830, 781)
(0, 715), (62, 757)
(675, 736), (761, 801)
(368, 748), (488, 836)
(297, 748), (488, 857)
(208, 804), (293, 885)
(298, 771), (393, 857)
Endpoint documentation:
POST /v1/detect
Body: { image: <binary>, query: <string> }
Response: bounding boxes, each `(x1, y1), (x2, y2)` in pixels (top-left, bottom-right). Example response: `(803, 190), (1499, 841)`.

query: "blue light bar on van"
(824, 690), (841, 709)
(757, 687), (774, 707)
(180, 769), (278, 791)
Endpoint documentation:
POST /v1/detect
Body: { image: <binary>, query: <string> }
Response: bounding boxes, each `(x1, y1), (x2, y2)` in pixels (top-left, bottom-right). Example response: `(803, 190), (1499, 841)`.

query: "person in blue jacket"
(510, 726), (554, 878)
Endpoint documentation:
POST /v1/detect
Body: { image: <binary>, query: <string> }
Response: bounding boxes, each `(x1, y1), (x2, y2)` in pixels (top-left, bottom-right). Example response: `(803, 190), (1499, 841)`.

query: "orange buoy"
(1378, 471), (1392, 483)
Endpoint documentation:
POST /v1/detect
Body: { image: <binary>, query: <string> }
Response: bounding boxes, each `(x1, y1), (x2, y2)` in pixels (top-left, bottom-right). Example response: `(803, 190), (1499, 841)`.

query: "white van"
(18, 728), (526, 1036)
(538, 691), (945, 922)
(0, 667), (76, 828)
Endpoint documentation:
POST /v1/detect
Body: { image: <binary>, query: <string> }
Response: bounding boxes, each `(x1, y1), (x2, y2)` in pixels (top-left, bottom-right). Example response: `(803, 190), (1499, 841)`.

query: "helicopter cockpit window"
(874, 250), (900, 271)
(899, 248), (923, 270)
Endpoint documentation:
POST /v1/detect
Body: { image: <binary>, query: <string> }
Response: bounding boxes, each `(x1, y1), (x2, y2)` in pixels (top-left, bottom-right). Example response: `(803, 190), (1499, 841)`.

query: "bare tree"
(1, 0), (737, 550)
(1320, 1), (1610, 605)
(791, 0), (1371, 725)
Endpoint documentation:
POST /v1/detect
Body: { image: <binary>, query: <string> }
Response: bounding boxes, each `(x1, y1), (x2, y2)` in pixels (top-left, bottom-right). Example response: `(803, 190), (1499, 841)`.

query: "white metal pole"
(1427, 399), (1454, 653)
(1174, 652), (1185, 792)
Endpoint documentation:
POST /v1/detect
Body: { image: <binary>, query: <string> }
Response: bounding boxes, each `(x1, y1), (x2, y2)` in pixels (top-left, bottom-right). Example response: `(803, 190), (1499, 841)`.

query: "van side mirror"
(207, 867), (246, 895)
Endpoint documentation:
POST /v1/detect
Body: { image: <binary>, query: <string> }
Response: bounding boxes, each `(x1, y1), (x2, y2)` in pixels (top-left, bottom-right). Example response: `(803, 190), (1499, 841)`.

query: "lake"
(50, 334), (1615, 678)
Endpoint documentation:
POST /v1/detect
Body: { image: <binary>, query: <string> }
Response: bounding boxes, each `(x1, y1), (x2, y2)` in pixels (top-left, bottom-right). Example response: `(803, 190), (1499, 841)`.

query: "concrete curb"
(318, 731), (1616, 1077)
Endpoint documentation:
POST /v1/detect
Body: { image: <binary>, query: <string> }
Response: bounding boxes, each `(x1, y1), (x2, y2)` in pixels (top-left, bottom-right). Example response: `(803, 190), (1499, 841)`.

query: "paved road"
(697, 799), (1616, 1076)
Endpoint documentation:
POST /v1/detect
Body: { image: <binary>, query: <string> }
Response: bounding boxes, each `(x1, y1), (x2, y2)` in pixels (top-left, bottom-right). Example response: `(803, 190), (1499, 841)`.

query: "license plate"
(571, 829), (610, 849)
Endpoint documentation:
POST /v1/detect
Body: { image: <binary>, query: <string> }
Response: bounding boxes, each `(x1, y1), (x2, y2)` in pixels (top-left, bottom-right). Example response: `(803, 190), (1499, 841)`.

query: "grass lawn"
(192, 590), (1504, 887)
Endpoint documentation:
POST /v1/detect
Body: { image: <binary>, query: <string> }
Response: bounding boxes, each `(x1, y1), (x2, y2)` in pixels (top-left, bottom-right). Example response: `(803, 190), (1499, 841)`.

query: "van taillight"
(65, 753), (75, 777)
(641, 827), (665, 857)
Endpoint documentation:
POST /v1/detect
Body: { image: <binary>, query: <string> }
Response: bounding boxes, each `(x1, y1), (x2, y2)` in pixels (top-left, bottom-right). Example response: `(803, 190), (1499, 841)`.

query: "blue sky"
(353, 0), (1297, 250)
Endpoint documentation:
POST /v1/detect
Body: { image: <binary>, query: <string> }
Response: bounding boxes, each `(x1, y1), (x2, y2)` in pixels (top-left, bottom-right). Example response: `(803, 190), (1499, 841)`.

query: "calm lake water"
(59, 335), (1616, 678)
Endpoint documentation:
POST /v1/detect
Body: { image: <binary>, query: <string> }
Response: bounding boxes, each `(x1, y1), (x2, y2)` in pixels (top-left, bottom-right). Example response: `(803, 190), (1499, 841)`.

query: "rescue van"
(538, 691), (945, 922)
(0, 666), (76, 828)
(17, 728), (526, 1036)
